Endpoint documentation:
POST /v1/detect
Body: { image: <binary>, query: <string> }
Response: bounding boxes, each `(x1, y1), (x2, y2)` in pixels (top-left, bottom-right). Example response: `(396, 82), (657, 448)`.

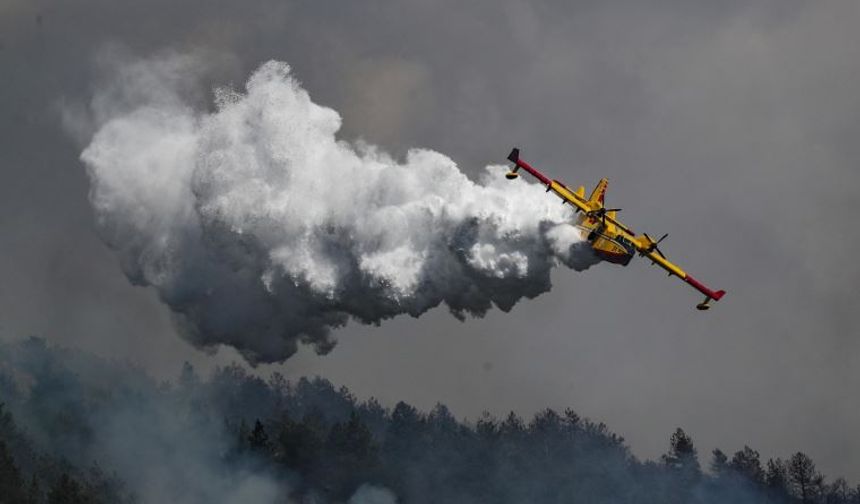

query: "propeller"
(587, 207), (622, 227)
(642, 232), (669, 258)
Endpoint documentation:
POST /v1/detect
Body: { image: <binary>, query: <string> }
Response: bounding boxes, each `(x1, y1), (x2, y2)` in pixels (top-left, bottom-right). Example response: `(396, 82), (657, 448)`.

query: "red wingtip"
(684, 275), (725, 302)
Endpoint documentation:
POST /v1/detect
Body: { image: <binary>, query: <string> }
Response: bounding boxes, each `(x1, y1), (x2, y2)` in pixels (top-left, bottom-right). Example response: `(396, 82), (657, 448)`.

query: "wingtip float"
(506, 147), (726, 311)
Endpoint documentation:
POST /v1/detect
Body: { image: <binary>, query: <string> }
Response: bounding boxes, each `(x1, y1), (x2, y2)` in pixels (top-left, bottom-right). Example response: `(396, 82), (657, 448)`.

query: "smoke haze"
(7, 337), (849, 504)
(2, 0), (860, 483)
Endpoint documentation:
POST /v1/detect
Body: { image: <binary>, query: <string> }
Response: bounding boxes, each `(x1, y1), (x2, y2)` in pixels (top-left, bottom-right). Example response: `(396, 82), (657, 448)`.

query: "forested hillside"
(0, 338), (856, 503)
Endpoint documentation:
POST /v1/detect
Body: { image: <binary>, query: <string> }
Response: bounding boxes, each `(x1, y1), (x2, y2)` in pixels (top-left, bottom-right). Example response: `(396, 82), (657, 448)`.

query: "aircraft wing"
(506, 148), (591, 214)
(636, 240), (726, 310)
(507, 149), (635, 233)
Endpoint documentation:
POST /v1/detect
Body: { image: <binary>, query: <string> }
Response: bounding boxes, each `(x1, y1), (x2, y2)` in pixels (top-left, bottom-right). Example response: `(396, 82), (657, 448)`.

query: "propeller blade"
(641, 232), (668, 258)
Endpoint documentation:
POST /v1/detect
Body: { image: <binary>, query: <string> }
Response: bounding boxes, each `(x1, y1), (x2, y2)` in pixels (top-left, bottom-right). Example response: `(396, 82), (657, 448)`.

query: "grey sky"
(2, 0), (859, 480)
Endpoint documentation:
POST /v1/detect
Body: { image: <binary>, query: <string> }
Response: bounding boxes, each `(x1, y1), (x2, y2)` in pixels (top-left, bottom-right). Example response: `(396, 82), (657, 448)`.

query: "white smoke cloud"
(80, 56), (598, 363)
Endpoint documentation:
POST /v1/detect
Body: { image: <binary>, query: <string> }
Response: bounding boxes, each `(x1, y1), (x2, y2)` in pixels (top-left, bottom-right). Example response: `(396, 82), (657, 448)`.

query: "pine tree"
(731, 446), (764, 483)
(333, 412), (375, 461)
(178, 361), (199, 391)
(788, 452), (823, 504)
(765, 457), (790, 503)
(274, 415), (323, 472)
(25, 475), (41, 504)
(0, 440), (25, 504)
(661, 428), (700, 504)
(852, 484), (860, 504)
(248, 419), (271, 455)
(325, 411), (378, 498)
(47, 473), (85, 504)
(826, 477), (851, 504)
(710, 449), (729, 475)
(662, 428), (700, 475)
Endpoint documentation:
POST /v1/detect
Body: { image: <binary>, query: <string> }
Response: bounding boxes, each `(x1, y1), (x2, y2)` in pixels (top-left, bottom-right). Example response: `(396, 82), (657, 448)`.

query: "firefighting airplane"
(505, 148), (725, 310)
